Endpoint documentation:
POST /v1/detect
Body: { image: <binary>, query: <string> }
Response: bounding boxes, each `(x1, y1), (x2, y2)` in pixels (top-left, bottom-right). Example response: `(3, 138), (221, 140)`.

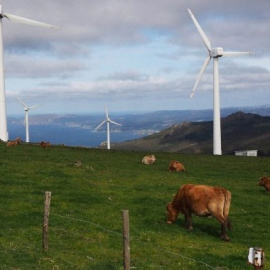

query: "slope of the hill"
(113, 112), (270, 155)
(1, 141), (270, 269)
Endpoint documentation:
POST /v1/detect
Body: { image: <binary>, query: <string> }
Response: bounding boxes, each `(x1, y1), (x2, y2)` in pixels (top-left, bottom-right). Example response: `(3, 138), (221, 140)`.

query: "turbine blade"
(188, 9), (211, 52)
(3, 13), (58, 29)
(222, 51), (253, 57)
(16, 97), (27, 107)
(29, 103), (42, 110)
(95, 120), (106, 130)
(109, 120), (122, 126)
(105, 106), (109, 120)
(191, 56), (211, 98)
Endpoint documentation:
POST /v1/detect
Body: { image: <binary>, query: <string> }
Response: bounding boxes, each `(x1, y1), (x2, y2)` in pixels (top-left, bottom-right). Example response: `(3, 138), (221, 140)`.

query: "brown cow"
(258, 176), (270, 192)
(166, 184), (232, 241)
(168, 160), (185, 172)
(7, 137), (22, 147)
(7, 140), (18, 147)
(40, 141), (51, 148)
(142, 155), (156, 165)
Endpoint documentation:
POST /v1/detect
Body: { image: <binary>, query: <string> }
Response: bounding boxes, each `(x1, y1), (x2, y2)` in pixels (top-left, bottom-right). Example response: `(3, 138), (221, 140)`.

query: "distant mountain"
(8, 105), (270, 149)
(112, 112), (270, 155)
(9, 105), (270, 135)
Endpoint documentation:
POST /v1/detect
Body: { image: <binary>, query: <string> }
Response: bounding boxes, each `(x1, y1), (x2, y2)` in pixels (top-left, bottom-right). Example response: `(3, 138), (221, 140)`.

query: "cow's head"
(166, 202), (177, 224)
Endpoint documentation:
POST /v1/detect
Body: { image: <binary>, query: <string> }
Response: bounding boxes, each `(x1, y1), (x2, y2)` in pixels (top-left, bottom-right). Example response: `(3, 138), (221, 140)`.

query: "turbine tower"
(0, 4), (57, 142)
(17, 98), (42, 143)
(188, 9), (252, 155)
(95, 107), (122, 150)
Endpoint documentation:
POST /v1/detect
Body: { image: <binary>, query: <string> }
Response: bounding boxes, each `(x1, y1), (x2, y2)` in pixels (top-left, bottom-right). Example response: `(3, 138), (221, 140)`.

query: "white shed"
(234, 150), (258, 157)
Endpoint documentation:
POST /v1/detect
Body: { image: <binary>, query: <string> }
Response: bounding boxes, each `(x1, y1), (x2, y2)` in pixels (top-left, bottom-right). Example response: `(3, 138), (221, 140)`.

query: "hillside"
(1, 141), (270, 269)
(113, 112), (270, 155)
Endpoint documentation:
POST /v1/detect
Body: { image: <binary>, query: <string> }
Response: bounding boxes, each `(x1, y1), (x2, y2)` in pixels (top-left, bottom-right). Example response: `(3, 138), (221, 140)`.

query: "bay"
(8, 124), (142, 147)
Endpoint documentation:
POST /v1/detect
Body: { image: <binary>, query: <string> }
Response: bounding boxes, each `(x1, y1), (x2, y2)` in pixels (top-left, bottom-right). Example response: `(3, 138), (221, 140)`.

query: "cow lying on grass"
(7, 140), (18, 147)
(166, 184), (232, 241)
(142, 155), (156, 165)
(7, 137), (21, 147)
(258, 176), (270, 192)
(168, 160), (185, 172)
(40, 141), (51, 148)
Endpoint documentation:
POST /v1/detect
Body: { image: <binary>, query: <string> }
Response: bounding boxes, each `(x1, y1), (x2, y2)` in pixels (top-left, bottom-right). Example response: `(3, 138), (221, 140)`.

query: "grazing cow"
(142, 155), (156, 165)
(258, 176), (270, 192)
(168, 160), (185, 172)
(7, 140), (18, 147)
(40, 141), (51, 148)
(166, 184), (232, 241)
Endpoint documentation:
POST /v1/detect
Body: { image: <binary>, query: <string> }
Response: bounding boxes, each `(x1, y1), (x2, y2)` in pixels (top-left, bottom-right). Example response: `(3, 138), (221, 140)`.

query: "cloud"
(6, 54), (85, 78)
(2, 0), (270, 115)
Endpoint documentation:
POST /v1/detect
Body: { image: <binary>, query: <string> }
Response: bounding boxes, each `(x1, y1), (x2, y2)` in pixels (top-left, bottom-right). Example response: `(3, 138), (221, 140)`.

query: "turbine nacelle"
(210, 47), (224, 58)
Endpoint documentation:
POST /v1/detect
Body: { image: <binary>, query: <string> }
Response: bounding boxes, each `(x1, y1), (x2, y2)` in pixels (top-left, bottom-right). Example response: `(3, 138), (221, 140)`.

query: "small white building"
(234, 150), (258, 157)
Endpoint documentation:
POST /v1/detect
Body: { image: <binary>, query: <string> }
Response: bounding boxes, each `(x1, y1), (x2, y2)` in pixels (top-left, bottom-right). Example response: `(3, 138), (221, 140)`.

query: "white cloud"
(1, 0), (270, 115)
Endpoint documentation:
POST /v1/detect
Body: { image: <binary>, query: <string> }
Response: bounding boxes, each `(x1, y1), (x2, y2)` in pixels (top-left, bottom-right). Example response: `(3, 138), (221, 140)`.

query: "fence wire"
(50, 212), (216, 269)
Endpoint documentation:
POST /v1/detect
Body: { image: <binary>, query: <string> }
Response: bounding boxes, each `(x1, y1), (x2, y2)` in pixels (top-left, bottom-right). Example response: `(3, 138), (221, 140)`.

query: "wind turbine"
(95, 107), (122, 150)
(17, 98), (42, 143)
(0, 4), (57, 142)
(188, 9), (252, 155)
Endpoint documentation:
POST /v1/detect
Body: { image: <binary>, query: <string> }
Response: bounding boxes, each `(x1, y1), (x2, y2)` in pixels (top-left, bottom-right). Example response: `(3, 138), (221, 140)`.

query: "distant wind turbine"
(188, 9), (252, 155)
(17, 98), (42, 143)
(0, 4), (57, 142)
(95, 107), (122, 150)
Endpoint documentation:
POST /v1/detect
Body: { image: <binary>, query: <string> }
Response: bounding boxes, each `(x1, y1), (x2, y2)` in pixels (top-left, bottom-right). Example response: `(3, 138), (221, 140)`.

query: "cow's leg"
(209, 209), (229, 241)
(220, 222), (229, 241)
(208, 202), (230, 241)
(184, 213), (193, 230)
(213, 214), (230, 241)
(227, 219), (232, 230)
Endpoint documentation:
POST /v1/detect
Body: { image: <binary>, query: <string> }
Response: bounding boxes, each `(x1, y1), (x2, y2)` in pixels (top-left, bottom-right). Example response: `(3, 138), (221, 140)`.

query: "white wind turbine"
(188, 9), (252, 155)
(0, 4), (57, 142)
(95, 107), (122, 150)
(17, 98), (42, 143)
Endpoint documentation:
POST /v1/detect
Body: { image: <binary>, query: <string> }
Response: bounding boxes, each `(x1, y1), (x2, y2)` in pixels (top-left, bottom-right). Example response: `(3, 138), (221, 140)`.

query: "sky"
(2, 0), (270, 115)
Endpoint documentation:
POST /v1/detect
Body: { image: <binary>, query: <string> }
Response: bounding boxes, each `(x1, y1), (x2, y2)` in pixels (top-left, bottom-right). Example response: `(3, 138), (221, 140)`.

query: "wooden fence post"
(122, 210), (130, 270)
(43, 191), (51, 251)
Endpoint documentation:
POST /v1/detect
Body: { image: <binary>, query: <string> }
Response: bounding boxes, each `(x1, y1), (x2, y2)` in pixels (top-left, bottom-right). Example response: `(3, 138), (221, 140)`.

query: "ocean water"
(8, 124), (143, 147)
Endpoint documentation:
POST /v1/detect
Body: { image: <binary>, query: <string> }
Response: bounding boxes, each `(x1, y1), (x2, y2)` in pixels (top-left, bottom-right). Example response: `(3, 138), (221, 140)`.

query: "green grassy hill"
(0, 141), (269, 269)
(113, 112), (270, 155)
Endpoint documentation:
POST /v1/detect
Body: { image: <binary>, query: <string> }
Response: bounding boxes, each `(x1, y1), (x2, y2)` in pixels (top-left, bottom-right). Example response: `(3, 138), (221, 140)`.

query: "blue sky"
(2, 0), (270, 115)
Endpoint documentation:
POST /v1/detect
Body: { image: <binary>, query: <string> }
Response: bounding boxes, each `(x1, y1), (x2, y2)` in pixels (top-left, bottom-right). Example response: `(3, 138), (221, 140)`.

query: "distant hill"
(9, 105), (270, 135)
(112, 112), (270, 155)
(8, 105), (270, 148)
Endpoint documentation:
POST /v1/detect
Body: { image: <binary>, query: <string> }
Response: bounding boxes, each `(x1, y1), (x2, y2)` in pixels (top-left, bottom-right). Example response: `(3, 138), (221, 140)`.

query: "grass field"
(0, 141), (269, 269)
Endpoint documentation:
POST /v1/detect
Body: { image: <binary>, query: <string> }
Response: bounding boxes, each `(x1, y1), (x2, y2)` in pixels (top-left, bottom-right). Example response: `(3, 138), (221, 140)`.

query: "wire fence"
(49, 212), (216, 269)
(0, 191), (225, 270)
(0, 208), (221, 269)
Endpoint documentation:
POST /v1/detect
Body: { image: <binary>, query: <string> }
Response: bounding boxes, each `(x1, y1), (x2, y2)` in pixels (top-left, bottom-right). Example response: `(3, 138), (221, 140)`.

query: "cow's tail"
(222, 189), (232, 230)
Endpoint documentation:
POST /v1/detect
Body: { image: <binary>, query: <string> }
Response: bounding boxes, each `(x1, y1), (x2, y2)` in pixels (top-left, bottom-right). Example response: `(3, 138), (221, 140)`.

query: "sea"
(8, 124), (143, 147)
